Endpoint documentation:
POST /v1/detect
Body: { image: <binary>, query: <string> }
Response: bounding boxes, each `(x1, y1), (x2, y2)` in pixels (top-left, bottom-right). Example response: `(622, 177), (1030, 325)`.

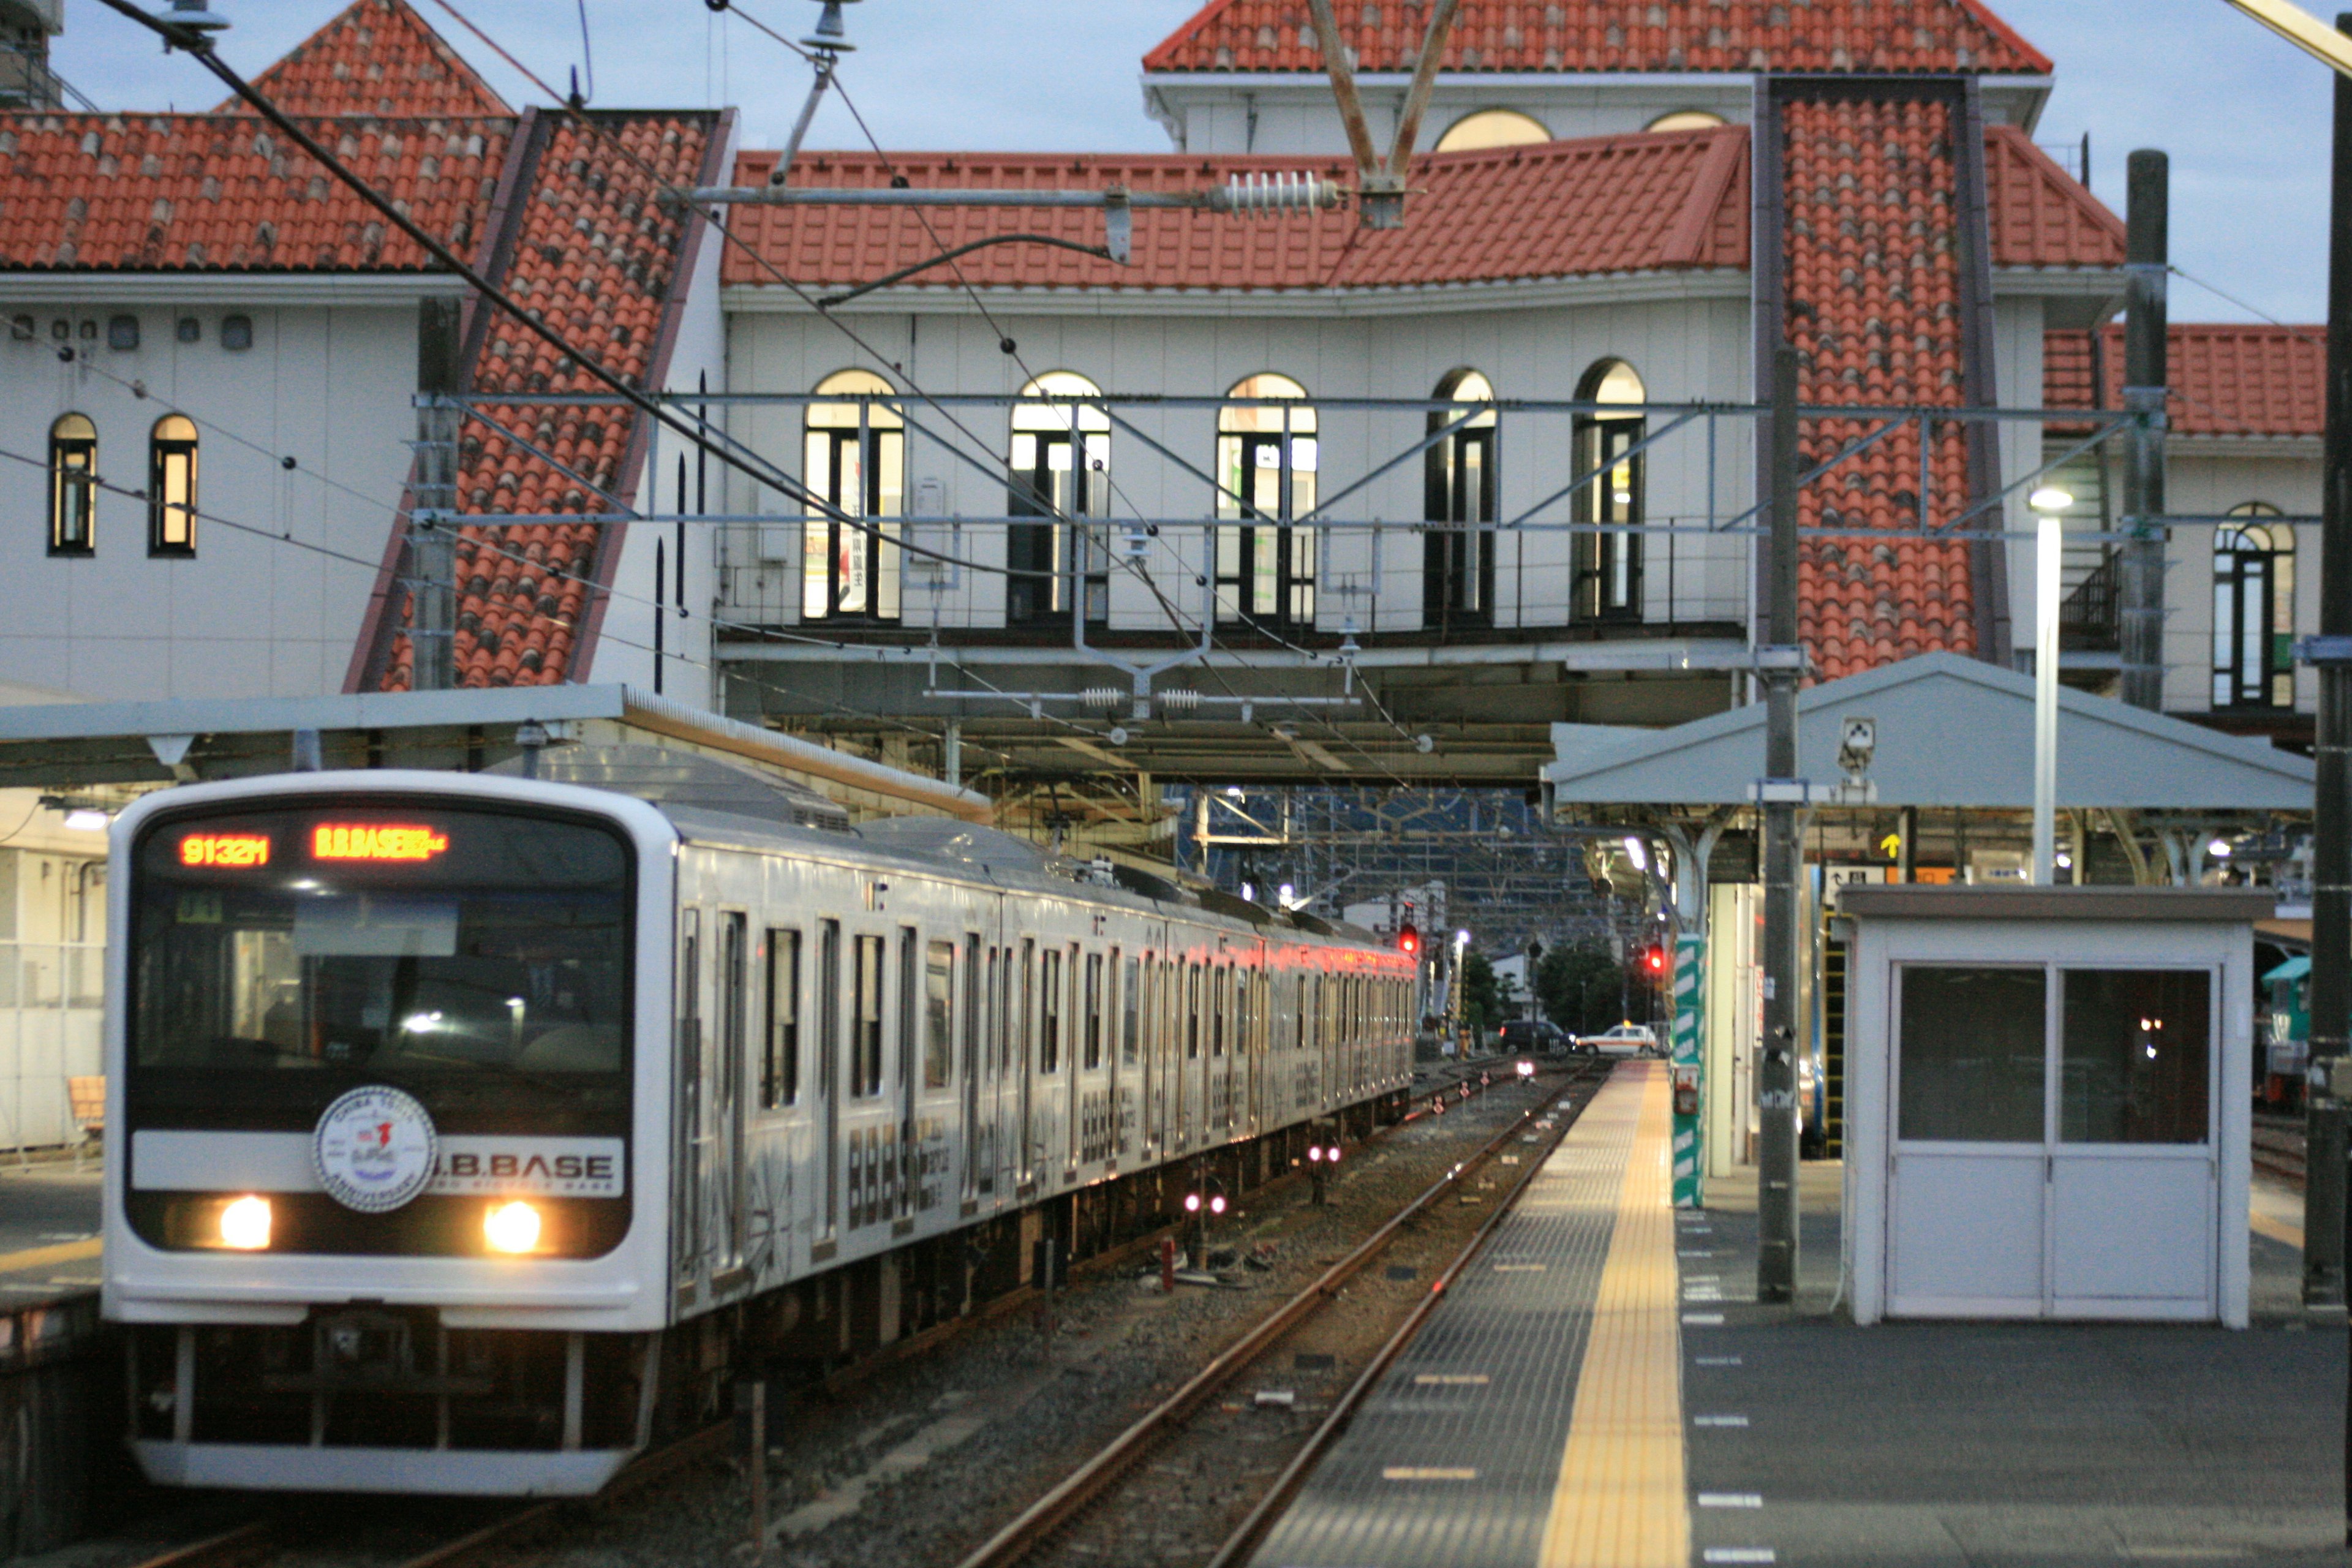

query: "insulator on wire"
(1215, 171), (1339, 216)
(1080, 687), (1125, 710)
(1157, 688), (1203, 714)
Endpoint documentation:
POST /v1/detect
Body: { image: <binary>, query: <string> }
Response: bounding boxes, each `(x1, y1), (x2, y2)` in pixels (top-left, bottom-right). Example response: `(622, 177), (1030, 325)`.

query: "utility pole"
(408, 296), (461, 691)
(1757, 345), (1802, 1304)
(2118, 151), (2169, 713)
(2302, 16), (2352, 1324)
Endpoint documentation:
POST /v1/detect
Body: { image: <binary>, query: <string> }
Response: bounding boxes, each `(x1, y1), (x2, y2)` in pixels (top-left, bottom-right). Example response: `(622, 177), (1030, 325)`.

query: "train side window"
(777, 930), (805, 1107)
(899, 930), (921, 1097)
(925, 938), (954, 1090)
(1121, 954), (1140, 1068)
(819, 921), (841, 1099)
(1039, 947), (1063, 1072)
(853, 934), (885, 1097)
(1212, 964), (1226, 1058)
(1186, 962), (1200, 1059)
(1084, 952), (1104, 1071)
(962, 934), (982, 1084)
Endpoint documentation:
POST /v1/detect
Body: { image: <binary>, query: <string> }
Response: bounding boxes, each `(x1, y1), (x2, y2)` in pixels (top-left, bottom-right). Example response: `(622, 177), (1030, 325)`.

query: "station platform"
(0, 1160), (101, 1313)
(1250, 1061), (2344, 1568)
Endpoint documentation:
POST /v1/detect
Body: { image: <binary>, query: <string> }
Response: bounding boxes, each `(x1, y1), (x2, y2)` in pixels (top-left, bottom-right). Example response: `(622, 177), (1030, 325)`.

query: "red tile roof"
(720, 120), (2111, 292)
(1784, 94), (1978, 682)
(1984, 126), (2123, 269)
(377, 111), (726, 692)
(1144, 0), (2051, 75)
(221, 0), (513, 118)
(2044, 323), (2325, 439)
(0, 113), (510, 270)
(723, 130), (1750, 291)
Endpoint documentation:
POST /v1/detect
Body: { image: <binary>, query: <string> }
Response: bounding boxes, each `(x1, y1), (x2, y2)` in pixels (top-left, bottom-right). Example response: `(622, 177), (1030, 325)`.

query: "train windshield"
(132, 801), (633, 1082)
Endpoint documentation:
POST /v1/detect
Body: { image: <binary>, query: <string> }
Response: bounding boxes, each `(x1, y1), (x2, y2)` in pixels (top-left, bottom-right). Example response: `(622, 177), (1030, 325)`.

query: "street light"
(1623, 834), (1648, 872)
(2030, 485), (2073, 885)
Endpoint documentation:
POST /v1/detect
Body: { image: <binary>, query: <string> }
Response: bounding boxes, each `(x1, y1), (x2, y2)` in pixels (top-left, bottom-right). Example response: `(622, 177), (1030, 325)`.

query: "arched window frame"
(1572, 360), (1646, 623)
(1645, 108), (1728, 133)
(48, 413), (96, 557)
(801, 369), (905, 623)
(1433, 108), (1552, 152)
(149, 413), (198, 557)
(1423, 368), (1498, 631)
(2212, 502), (2294, 710)
(1007, 371), (1111, 627)
(1216, 374), (1318, 628)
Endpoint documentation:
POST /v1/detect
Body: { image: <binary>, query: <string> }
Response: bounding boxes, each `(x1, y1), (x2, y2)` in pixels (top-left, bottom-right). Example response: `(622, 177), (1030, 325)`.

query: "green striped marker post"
(1671, 933), (1705, 1208)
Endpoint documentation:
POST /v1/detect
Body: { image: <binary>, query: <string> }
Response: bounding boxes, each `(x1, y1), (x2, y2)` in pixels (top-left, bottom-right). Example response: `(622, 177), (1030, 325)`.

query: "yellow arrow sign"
(2222, 0), (2352, 78)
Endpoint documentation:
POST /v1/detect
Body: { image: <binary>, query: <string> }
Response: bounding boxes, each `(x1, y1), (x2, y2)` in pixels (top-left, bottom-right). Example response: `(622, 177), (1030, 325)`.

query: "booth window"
(2212, 503), (2293, 709)
(802, 369), (905, 623)
(1424, 369), (1498, 633)
(1897, 967), (2045, 1142)
(2060, 970), (2211, 1144)
(1216, 373), (1317, 628)
(48, 412), (97, 556)
(149, 413), (198, 556)
(1007, 371), (1110, 627)
(1573, 360), (1645, 622)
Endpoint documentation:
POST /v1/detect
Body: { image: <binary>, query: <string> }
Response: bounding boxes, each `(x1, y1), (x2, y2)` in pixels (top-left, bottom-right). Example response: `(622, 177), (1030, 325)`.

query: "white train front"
(102, 764), (1415, 1495)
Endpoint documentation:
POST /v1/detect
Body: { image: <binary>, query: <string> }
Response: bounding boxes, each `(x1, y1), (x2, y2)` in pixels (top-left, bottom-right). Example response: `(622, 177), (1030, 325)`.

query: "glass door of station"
(1888, 965), (2216, 1318)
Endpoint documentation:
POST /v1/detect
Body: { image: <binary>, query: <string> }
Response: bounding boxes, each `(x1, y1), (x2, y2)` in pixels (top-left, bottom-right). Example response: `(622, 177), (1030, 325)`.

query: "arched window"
(1008, 371), (1110, 627)
(1646, 109), (1728, 133)
(2213, 503), (2294, 709)
(149, 413), (198, 556)
(1216, 374), (1317, 627)
(1434, 108), (1551, 152)
(802, 369), (904, 622)
(1423, 369), (1497, 631)
(48, 413), (96, 556)
(1573, 360), (1645, 622)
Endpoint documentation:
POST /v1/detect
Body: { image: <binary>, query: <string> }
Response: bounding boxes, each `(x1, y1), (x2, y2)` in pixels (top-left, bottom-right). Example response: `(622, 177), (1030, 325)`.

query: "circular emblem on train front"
(313, 1085), (439, 1213)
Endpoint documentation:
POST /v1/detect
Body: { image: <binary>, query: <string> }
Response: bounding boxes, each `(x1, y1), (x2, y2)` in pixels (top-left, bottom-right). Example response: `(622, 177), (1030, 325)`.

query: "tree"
(1534, 940), (1626, 1035)
(1459, 949), (1503, 1034)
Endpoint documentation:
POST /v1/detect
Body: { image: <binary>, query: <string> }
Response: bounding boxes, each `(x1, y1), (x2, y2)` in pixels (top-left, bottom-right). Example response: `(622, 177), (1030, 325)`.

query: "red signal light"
(1645, 944), (1667, 974)
(1398, 921), (1420, 955)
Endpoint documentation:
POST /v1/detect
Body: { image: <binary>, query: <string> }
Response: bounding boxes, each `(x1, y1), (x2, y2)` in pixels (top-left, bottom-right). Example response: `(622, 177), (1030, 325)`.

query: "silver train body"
(103, 769), (1414, 1494)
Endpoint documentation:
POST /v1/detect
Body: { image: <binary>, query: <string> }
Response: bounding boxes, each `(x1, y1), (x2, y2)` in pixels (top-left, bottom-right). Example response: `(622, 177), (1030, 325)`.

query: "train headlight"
(484, 1200), (543, 1254)
(218, 1195), (272, 1250)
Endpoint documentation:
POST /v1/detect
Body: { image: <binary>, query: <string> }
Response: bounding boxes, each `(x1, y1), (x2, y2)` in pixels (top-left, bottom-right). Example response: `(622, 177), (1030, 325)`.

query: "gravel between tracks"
(539, 1068), (1586, 1568)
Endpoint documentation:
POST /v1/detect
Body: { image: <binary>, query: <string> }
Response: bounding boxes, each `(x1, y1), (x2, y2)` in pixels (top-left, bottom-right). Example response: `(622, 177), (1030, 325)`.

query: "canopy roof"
(1543, 653), (2315, 810)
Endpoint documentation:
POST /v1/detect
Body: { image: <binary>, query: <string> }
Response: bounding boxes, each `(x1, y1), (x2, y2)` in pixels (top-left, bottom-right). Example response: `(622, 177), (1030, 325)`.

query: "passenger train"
(102, 755), (1416, 1494)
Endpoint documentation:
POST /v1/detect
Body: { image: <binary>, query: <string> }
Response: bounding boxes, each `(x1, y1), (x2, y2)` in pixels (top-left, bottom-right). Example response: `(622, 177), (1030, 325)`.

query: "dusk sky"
(49, 0), (2341, 326)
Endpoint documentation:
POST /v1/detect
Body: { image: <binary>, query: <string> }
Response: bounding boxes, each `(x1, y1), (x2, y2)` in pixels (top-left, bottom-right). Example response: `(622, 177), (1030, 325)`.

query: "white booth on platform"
(1838, 886), (2269, 1328)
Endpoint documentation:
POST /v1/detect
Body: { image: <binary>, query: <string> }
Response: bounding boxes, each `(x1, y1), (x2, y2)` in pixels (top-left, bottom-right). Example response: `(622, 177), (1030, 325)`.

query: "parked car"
(1497, 1019), (1566, 1055)
(1574, 1022), (1660, 1058)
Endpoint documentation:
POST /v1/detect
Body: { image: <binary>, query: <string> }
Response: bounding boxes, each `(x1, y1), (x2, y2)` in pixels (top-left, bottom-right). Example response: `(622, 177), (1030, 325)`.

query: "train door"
(896, 929), (919, 1221)
(1118, 951), (1140, 1160)
(1016, 938), (1036, 1190)
(715, 911), (748, 1280)
(674, 907), (704, 1296)
(818, 918), (842, 1244)
(962, 932), (984, 1207)
(1039, 944), (1066, 1178)
(992, 936), (1016, 1196)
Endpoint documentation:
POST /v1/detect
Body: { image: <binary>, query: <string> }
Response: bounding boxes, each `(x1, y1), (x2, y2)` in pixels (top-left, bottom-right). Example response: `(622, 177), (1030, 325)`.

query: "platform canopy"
(1543, 652), (2315, 810)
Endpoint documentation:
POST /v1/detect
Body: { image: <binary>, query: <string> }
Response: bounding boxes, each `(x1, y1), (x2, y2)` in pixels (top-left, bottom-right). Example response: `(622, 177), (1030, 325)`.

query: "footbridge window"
(802, 369), (904, 622)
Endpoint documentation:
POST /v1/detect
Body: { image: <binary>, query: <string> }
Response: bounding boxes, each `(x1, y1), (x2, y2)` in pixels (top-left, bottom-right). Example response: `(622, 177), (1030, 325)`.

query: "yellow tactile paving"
(2249, 1207), (2303, 1250)
(1537, 1063), (1689, 1568)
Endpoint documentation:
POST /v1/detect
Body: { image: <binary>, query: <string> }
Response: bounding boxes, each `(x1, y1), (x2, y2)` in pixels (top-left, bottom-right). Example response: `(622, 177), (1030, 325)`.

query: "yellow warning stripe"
(1537, 1063), (1689, 1568)
(2249, 1208), (2303, 1250)
(0, 1238), (99, 1275)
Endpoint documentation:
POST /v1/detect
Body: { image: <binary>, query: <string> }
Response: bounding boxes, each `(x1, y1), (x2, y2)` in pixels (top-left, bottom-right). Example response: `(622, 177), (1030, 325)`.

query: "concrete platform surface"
(0, 1163), (100, 1306)
(1246, 1065), (2343, 1568)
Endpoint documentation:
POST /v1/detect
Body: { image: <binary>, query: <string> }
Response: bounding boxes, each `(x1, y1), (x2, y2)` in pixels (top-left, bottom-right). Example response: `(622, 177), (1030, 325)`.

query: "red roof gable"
(1144, 0), (2051, 75)
(1786, 94), (1978, 681)
(723, 130), (1748, 291)
(0, 113), (511, 270)
(1984, 126), (2123, 269)
(221, 0), (512, 118)
(375, 111), (726, 692)
(2045, 323), (2325, 439)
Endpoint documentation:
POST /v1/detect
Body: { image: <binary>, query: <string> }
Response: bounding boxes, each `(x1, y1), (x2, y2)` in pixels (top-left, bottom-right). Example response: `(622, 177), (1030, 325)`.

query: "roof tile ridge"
(222, 0), (514, 117)
(1144, 0), (1249, 72)
(1659, 124), (1749, 266)
(1953, 0), (2056, 75)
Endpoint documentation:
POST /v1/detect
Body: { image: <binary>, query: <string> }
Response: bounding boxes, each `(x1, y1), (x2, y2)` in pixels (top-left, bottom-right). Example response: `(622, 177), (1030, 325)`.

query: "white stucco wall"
(0, 289), (432, 702)
(717, 283), (1758, 641)
(2161, 442), (2323, 717)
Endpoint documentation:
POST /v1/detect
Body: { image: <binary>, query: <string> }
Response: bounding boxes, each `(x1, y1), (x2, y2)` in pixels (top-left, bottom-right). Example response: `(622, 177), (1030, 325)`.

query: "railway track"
(947, 1060), (1613, 1568)
(2254, 1115), (2306, 1188)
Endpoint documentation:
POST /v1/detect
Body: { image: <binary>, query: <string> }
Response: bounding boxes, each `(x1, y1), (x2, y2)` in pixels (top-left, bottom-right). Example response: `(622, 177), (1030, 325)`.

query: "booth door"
(1888, 967), (2049, 1316)
(2048, 968), (2215, 1316)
